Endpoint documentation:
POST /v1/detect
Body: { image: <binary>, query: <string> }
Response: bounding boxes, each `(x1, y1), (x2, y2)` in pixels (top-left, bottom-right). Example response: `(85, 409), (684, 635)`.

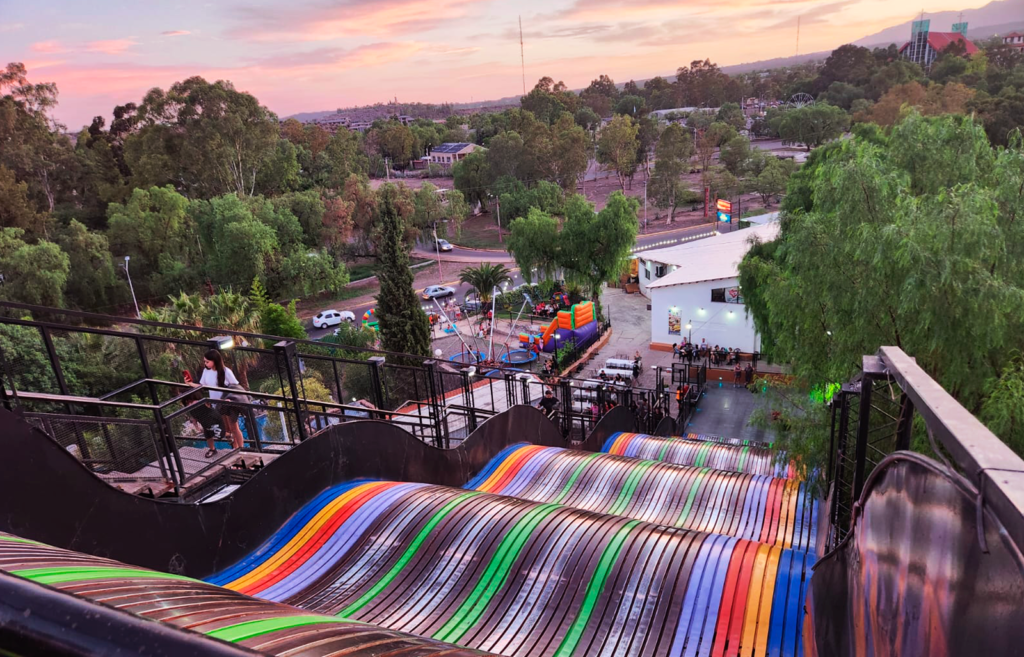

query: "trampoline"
(500, 349), (538, 366)
(449, 350), (485, 364)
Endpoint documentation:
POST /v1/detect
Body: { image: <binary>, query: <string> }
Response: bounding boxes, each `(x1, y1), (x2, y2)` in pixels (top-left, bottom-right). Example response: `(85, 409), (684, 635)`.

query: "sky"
(0, 0), (994, 130)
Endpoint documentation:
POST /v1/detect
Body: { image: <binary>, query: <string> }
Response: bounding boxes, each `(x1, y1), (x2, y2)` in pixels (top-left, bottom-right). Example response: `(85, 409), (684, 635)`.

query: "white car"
(421, 285), (456, 300)
(312, 309), (354, 328)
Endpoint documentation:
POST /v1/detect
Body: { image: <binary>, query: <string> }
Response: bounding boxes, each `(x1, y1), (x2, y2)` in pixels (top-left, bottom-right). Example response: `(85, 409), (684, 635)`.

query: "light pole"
(122, 256), (140, 318)
(686, 320), (692, 345)
(495, 197), (503, 244)
(432, 219), (447, 285)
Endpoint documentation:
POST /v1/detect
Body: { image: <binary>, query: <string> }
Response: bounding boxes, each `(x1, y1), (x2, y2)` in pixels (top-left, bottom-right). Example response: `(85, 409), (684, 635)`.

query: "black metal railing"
(823, 348), (1024, 556)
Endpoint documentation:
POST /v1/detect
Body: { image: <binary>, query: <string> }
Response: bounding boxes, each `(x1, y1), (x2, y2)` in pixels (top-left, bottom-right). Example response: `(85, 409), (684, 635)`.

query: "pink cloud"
(228, 0), (481, 41)
(31, 40), (68, 54)
(85, 39), (138, 55)
(161, 30), (191, 37)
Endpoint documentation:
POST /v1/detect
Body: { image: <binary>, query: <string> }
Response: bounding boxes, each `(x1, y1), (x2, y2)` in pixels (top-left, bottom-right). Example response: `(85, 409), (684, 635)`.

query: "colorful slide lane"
(466, 444), (816, 551)
(207, 481), (815, 657)
(684, 432), (773, 449)
(0, 533), (492, 657)
(604, 432), (795, 478)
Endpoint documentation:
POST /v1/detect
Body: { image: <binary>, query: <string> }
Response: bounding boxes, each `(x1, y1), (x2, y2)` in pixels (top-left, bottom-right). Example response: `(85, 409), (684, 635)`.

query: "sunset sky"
(1, 0), (991, 129)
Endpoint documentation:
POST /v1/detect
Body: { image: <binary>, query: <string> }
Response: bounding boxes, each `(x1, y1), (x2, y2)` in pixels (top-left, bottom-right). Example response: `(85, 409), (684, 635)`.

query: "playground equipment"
(361, 308), (378, 331)
(538, 301), (598, 353)
(449, 350), (485, 365)
(499, 349), (538, 366)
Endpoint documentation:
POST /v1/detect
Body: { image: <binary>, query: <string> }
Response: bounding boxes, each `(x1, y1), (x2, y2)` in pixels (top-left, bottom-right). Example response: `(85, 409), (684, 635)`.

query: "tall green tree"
(649, 123), (695, 223)
(739, 113), (1024, 456)
(597, 114), (640, 191)
(373, 184), (431, 358)
(779, 104), (850, 150)
(0, 227), (69, 307)
(458, 263), (513, 304)
(506, 207), (560, 283)
(551, 113), (589, 193)
(126, 77), (283, 198)
(452, 150), (491, 210)
(56, 220), (123, 311)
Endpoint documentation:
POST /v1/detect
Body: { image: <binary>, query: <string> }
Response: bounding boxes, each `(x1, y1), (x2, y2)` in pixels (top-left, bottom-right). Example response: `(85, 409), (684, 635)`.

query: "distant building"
(900, 20), (977, 70)
(1003, 32), (1024, 52)
(429, 143), (482, 166)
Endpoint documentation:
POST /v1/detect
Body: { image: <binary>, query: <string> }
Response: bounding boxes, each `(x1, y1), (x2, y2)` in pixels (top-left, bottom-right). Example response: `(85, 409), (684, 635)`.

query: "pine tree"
(374, 184), (431, 359)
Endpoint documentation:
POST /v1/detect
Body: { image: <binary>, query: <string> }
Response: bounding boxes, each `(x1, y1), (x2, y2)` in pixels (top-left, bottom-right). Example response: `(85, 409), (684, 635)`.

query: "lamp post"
(122, 256), (140, 319)
(686, 320), (692, 345)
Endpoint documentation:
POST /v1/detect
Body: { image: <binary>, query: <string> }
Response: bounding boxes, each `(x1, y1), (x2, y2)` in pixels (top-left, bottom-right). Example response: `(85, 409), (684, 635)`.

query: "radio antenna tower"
(519, 16), (527, 96)
(795, 16), (801, 56)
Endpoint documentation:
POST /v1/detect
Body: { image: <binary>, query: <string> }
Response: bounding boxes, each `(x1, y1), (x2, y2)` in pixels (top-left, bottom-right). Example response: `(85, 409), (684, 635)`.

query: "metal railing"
(823, 347), (1024, 554)
(0, 303), (665, 495)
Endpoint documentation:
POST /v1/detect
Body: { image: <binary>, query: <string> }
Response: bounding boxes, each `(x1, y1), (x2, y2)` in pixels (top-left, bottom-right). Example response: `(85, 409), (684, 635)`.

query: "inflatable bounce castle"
(518, 301), (597, 353)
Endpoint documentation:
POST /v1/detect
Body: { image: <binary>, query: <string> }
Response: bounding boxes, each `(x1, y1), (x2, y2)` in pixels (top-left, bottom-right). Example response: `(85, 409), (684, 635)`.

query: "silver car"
(422, 285), (456, 300)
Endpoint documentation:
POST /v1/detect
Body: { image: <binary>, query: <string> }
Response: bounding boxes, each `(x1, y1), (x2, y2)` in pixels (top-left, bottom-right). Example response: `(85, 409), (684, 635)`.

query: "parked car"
(435, 239), (453, 252)
(422, 285), (456, 300)
(464, 296), (483, 312)
(312, 309), (354, 328)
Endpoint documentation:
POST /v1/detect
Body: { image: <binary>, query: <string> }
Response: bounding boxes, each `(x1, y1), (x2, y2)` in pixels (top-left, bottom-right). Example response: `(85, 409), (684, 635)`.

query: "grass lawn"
(452, 213), (506, 250)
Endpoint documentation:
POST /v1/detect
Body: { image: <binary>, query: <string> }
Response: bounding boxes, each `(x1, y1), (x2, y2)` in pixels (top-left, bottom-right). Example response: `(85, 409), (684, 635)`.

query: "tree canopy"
(739, 113), (1024, 455)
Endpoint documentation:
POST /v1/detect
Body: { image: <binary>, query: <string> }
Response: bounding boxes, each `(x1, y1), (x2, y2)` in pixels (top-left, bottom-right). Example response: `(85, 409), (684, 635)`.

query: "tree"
(453, 150), (492, 209)
(126, 76), (282, 198)
(739, 112), (1024, 457)
(716, 102), (746, 130)
(614, 94), (646, 118)
(445, 189), (471, 239)
(719, 135), (751, 175)
(574, 106), (600, 133)
(373, 120), (415, 169)
(0, 165), (49, 238)
(649, 124), (695, 223)
(930, 55), (969, 84)
(778, 104), (850, 150)
(581, 74), (619, 117)
(597, 115), (640, 191)
(56, 220), (123, 311)
(817, 44), (878, 91)
(250, 279), (306, 340)
(818, 82), (865, 110)
(373, 184), (431, 358)
(750, 157), (793, 206)
(971, 87), (1024, 147)
(506, 207), (561, 282)
(106, 185), (199, 299)
(458, 263), (513, 304)
(550, 113), (589, 192)
(560, 192), (639, 298)
(0, 227), (70, 307)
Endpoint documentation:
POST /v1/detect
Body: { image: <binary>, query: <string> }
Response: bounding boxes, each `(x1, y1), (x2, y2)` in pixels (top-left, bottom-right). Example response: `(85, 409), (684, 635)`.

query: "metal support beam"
(274, 341), (307, 443)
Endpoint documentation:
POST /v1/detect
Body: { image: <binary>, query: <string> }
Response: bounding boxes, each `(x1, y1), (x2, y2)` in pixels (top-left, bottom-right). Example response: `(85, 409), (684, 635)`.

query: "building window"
(711, 286), (743, 304)
(643, 260), (650, 280)
(655, 264), (666, 278)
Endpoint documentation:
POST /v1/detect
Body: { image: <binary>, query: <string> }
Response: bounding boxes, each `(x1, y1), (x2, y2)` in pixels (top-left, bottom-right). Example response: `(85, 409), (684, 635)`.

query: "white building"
(638, 221), (779, 352)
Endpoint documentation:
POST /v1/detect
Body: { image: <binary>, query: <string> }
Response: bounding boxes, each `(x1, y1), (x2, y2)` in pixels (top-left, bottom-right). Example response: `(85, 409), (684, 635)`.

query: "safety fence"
(0, 303), (660, 497)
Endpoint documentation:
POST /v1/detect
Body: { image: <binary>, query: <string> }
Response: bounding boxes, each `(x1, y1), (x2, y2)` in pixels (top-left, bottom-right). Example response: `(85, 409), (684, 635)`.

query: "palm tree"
(459, 263), (513, 305)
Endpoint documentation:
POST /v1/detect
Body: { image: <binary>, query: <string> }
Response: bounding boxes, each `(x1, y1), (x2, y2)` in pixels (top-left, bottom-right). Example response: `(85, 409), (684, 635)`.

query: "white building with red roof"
(1003, 32), (1024, 52)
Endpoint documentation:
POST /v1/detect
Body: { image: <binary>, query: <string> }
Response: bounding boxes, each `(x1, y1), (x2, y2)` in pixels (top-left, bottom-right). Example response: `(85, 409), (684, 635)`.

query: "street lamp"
(685, 320), (692, 345)
(121, 256), (140, 319)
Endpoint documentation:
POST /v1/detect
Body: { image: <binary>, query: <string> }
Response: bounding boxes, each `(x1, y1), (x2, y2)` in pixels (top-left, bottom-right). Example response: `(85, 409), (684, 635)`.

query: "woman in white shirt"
(193, 349), (245, 455)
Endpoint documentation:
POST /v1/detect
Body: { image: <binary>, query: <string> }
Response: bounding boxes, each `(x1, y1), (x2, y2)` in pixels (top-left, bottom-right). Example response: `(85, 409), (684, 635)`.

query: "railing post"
(462, 370), (478, 434)
(367, 356), (386, 411)
(895, 392), (914, 451)
(853, 376), (874, 502)
(274, 341), (308, 443)
(422, 360), (444, 448)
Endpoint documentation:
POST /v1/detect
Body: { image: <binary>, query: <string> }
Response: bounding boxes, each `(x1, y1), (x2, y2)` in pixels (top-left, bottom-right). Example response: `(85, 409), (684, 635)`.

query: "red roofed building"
(1003, 32), (1024, 52)
(900, 30), (978, 70)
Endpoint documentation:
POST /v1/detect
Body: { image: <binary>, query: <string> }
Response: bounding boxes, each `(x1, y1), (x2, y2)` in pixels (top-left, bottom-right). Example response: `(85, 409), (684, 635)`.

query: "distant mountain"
(854, 0), (1024, 46)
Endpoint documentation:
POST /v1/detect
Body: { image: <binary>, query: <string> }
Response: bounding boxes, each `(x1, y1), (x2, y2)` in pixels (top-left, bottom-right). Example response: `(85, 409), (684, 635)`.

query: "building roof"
(899, 32), (979, 56)
(644, 222), (780, 290)
(432, 142), (475, 154)
(1004, 32), (1023, 38)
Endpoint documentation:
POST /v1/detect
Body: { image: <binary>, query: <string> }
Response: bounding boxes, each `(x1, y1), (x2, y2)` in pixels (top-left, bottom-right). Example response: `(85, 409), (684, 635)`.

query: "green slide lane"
(12, 566), (196, 585)
(737, 446), (750, 473)
(607, 461), (655, 516)
(208, 615), (353, 642)
(552, 520), (640, 657)
(339, 491), (480, 617)
(435, 503), (561, 642)
(552, 453), (601, 504)
(657, 440), (672, 462)
(0, 536), (41, 545)
(675, 468), (710, 526)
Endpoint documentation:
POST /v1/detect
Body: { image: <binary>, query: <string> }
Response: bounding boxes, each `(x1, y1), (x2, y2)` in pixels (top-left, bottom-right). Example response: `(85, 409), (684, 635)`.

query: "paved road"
(310, 223), (719, 340)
